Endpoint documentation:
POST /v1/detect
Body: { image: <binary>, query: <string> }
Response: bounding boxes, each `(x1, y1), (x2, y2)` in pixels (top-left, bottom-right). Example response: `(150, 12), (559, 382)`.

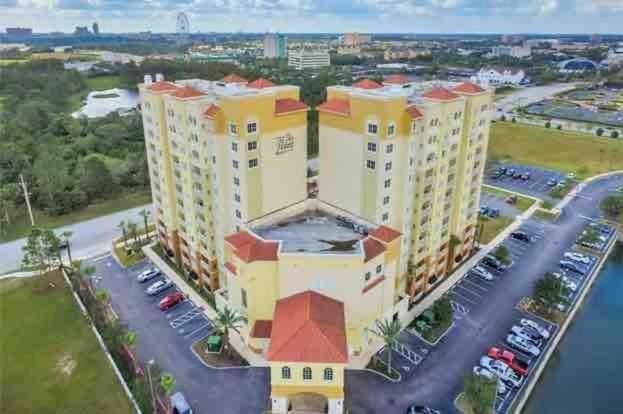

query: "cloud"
(538, 0), (558, 14)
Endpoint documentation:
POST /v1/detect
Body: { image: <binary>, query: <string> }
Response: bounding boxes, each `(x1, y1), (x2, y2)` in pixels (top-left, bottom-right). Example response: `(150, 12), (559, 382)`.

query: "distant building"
(5, 27), (32, 37)
(74, 26), (91, 36)
(264, 33), (288, 59)
(604, 43), (623, 67)
(336, 46), (361, 56)
(384, 47), (431, 61)
(476, 67), (527, 86)
(92, 22), (100, 36)
(590, 33), (601, 46)
(340, 33), (371, 47)
(558, 58), (599, 73)
(491, 44), (531, 59)
(288, 49), (330, 70)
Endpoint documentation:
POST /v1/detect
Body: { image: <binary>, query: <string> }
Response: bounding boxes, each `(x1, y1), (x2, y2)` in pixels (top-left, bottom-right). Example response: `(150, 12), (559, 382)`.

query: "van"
(170, 392), (193, 414)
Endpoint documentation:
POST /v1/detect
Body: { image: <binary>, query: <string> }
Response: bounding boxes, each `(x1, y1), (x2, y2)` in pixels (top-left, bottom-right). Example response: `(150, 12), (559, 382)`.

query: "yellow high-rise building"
(317, 76), (493, 301)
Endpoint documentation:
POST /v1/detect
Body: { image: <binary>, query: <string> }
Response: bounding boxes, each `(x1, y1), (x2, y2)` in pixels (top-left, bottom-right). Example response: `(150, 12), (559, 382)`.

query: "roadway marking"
(170, 308), (203, 328)
(461, 278), (490, 292)
(466, 274), (495, 286)
(183, 322), (213, 338)
(575, 194), (593, 201)
(91, 253), (111, 263)
(451, 290), (478, 305)
(453, 285), (482, 301)
(451, 300), (469, 315)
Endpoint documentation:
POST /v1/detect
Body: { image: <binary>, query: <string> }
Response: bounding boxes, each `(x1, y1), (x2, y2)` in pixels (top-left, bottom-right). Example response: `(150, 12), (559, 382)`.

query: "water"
(524, 243), (623, 414)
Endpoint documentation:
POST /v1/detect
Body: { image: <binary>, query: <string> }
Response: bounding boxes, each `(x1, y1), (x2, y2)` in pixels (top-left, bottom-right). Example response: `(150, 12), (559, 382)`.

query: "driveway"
(345, 173), (623, 413)
(88, 256), (270, 414)
(495, 83), (581, 113)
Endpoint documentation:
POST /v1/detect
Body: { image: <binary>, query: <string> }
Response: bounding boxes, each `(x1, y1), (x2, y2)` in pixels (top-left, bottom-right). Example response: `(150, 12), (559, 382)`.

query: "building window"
(366, 160), (376, 170)
(387, 123), (395, 137)
(386, 144), (394, 154)
(235, 210), (242, 219)
(212, 156), (217, 164)
(385, 162), (392, 172)
(232, 160), (239, 169)
(367, 122), (378, 135)
(247, 121), (257, 134)
(248, 158), (259, 169)
(232, 142), (238, 152)
(248, 141), (257, 151)
(367, 142), (377, 152)
(233, 177), (240, 186)
(303, 367), (312, 381)
(383, 196), (390, 205)
(323, 368), (334, 381)
(229, 122), (238, 136)
(281, 366), (291, 379)
(241, 288), (247, 308)
(384, 179), (391, 188)
(382, 213), (389, 222)
(365, 272), (371, 281)
(234, 193), (241, 202)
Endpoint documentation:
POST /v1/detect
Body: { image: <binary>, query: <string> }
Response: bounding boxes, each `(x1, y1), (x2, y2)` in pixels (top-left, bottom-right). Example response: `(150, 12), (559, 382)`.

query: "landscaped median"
(408, 296), (454, 345)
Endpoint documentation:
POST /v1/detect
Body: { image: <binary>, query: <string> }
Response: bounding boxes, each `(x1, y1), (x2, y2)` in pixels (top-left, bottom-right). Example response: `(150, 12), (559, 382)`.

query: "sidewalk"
(142, 244), (268, 367)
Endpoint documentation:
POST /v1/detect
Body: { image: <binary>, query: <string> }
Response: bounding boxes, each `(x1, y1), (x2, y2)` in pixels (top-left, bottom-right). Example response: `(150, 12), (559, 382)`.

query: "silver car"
(137, 267), (161, 283)
(146, 278), (173, 295)
(506, 334), (540, 357)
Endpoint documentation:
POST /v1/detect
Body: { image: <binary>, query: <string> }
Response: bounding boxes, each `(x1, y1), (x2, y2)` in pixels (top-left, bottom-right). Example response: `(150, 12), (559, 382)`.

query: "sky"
(1, 0), (622, 34)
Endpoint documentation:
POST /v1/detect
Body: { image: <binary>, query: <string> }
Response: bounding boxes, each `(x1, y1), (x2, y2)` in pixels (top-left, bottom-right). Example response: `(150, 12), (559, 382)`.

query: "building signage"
(275, 133), (294, 155)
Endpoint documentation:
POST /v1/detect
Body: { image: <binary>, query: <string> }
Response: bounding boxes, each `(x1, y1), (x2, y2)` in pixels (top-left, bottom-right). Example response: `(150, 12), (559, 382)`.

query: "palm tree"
(160, 373), (176, 414)
(127, 221), (139, 250)
(138, 209), (151, 242)
(117, 220), (128, 246)
(215, 307), (246, 357)
(60, 230), (74, 266)
(373, 318), (402, 377)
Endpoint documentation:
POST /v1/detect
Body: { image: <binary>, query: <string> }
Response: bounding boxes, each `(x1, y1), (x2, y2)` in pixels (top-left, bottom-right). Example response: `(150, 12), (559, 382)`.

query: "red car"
(487, 346), (529, 376)
(159, 292), (184, 310)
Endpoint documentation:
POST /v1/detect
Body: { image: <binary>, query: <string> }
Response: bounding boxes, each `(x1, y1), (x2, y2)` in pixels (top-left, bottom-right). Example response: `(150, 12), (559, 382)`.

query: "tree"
(432, 295), (453, 326)
(464, 373), (496, 414)
(118, 220), (128, 245)
(601, 195), (623, 222)
(372, 318), (402, 377)
(138, 209), (151, 242)
(612, 131), (620, 139)
(214, 307), (246, 357)
(21, 227), (60, 275)
(534, 273), (567, 314)
(596, 128), (604, 136)
(159, 373), (176, 414)
(32, 151), (70, 214)
(492, 245), (511, 265)
(78, 155), (116, 201)
(127, 221), (139, 249)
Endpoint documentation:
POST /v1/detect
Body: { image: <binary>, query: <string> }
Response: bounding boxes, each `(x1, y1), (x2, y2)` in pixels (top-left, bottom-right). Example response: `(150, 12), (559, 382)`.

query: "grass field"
(0, 190), (151, 243)
(489, 122), (623, 179)
(0, 58), (29, 66)
(482, 185), (536, 212)
(479, 215), (514, 244)
(0, 271), (133, 414)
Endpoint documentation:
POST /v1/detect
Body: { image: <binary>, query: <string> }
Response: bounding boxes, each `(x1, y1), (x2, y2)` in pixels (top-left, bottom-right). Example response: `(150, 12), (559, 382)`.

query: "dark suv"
(510, 231), (532, 243)
(481, 255), (507, 272)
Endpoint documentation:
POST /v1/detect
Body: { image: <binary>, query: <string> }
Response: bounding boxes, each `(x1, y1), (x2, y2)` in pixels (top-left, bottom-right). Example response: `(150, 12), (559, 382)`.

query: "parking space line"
(451, 290), (478, 305)
(461, 278), (489, 292)
(183, 322), (213, 338)
(453, 285), (482, 301)
(465, 274), (494, 286)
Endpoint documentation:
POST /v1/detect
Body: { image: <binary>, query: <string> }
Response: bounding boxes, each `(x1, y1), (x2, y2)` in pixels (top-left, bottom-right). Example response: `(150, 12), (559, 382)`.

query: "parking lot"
(480, 191), (520, 218)
(88, 256), (270, 413)
(485, 163), (575, 202)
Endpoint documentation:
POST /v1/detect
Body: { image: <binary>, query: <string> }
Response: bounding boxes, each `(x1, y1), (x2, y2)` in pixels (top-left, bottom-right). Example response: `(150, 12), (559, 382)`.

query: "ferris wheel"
(176, 12), (190, 34)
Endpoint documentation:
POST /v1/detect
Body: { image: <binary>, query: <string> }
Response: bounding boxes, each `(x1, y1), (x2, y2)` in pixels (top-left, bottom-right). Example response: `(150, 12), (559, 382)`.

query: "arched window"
(302, 367), (312, 381)
(323, 368), (334, 381)
(281, 366), (291, 379)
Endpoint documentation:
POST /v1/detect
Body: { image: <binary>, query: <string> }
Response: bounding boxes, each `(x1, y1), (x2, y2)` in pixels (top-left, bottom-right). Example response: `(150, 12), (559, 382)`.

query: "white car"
(479, 356), (523, 388)
(146, 279), (173, 295)
(520, 319), (550, 340)
(563, 252), (590, 265)
(473, 366), (508, 395)
(470, 265), (494, 281)
(506, 334), (540, 357)
(510, 326), (543, 346)
(137, 267), (161, 283)
(552, 273), (579, 292)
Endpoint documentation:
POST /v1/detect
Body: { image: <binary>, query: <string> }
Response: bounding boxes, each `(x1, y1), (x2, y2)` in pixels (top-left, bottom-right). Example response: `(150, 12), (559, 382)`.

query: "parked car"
(470, 265), (494, 281)
(588, 222), (611, 235)
(506, 168), (516, 177)
(559, 260), (586, 275)
(552, 273), (579, 292)
(505, 194), (518, 204)
(506, 334), (540, 357)
(487, 347), (529, 376)
(510, 231), (532, 243)
(479, 206), (490, 216)
(547, 179), (558, 186)
(566, 172), (576, 179)
(146, 278), (173, 295)
(557, 179), (567, 187)
(487, 208), (500, 218)
(519, 318), (550, 340)
(159, 292), (185, 310)
(521, 172), (531, 181)
(137, 267), (161, 283)
(405, 405), (441, 414)
(481, 255), (507, 272)
(512, 171), (523, 179)
(489, 170), (504, 179)
(473, 366), (509, 394)
(170, 392), (194, 414)
(480, 356), (524, 388)
(564, 251), (590, 264)
(510, 326), (543, 346)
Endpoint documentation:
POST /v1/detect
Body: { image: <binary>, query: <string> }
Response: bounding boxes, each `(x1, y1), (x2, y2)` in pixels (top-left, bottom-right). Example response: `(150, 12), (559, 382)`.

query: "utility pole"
(146, 359), (156, 413)
(19, 174), (35, 227)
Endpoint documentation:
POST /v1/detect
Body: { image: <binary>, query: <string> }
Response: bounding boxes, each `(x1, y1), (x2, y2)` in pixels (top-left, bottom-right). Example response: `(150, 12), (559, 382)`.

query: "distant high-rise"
(341, 33), (371, 47)
(263, 33), (288, 59)
(6, 27), (32, 37)
(92, 22), (100, 36)
(74, 26), (91, 36)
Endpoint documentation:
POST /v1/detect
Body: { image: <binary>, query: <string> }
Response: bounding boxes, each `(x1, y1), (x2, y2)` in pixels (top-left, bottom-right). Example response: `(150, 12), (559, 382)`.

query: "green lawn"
(0, 271), (133, 414)
(482, 185), (536, 212)
(489, 122), (623, 179)
(0, 190), (151, 243)
(0, 58), (29, 66)
(478, 216), (514, 244)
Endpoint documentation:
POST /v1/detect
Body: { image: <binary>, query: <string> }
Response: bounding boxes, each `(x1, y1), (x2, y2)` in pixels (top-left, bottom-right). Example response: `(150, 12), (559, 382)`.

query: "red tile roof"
(268, 291), (348, 363)
(224, 261), (237, 275)
(352, 79), (383, 89)
(384, 74), (410, 85)
(173, 86), (205, 99)
(363, 237), (386, 263)
(204, 104), (220, 118)
(316, 98), (350, 116)
(362, 275), (386, 294)
(250, 320), (272, 339)
(406, 105), (424, 119)
(147, 81), (178, 92)
(453, 81), (485, 94)
(247, 78), (276, 89)
(275, 98), (308, 115)
(423, 86), (460, 101)
(222, 74), (248, 83)
(224, 231), (279, 263)
(369, 225), (401, 243)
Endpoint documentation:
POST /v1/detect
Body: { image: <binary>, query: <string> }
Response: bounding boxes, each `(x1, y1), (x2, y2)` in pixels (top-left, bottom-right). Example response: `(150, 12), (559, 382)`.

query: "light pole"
(146, 359), (156, 413)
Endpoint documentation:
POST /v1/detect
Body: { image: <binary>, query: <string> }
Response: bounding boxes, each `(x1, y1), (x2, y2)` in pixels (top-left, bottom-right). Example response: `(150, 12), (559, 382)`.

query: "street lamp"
(146, 359), (156, 413)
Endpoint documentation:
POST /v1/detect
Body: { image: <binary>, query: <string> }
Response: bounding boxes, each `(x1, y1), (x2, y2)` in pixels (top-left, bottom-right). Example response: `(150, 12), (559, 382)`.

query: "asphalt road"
(495, 83), (581, 114)
(345, 173), (623, 414)
(0, 204), (151, 274)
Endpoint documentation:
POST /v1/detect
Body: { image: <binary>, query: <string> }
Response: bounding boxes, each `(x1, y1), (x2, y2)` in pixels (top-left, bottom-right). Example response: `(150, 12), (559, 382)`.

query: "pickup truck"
(487, 346), (529, 376)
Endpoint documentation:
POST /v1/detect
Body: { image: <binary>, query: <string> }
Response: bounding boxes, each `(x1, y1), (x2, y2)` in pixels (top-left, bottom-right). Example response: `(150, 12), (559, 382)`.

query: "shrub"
(556, 124), (562, 130)
(511, 117), (517, 123)
(611, 130), (620, 139)
(596, 128), (604, 136)
(500, 115), (506, 122)
(545, 121), (551, 128)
